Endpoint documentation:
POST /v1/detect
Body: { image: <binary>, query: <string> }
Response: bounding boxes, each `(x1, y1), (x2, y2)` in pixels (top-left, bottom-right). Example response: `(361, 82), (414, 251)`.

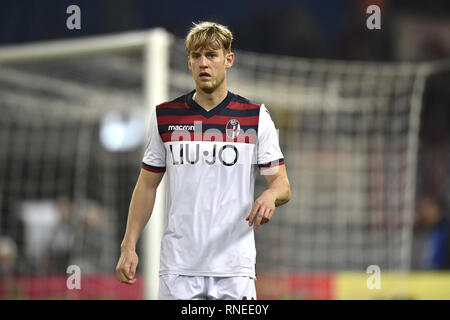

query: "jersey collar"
(187, 90), (232, 119)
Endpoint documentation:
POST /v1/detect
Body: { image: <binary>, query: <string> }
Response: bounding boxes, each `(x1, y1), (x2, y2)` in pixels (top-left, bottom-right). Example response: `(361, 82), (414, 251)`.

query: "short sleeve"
(257, 104), (285, 172)
(141, 110), (166, 173)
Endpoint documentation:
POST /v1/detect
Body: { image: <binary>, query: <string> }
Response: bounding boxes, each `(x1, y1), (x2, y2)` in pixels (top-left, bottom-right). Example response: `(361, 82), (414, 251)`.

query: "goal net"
(0, 31), (161, 299)
(0, 29), (442, 299)
(170, 38), (438, 298)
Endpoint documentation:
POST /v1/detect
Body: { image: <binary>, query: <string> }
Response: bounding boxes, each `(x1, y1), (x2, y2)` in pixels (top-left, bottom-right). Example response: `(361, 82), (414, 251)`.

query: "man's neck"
(194, 87), (228, 111)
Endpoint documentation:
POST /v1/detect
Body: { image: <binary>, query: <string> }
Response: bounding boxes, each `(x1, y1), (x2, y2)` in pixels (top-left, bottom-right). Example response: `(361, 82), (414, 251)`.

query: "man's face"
(188, 46), (234, 94)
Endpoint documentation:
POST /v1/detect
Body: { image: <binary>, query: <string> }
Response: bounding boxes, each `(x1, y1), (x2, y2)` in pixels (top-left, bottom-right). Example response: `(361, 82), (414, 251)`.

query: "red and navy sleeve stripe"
(258, 158), (285, 169)
(141, 162), (166, 173)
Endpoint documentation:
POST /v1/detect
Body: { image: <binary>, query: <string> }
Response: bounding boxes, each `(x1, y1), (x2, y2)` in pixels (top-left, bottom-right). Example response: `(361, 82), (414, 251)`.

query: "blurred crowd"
(413, 73), (450, 269)
(0, 198), (110, 277)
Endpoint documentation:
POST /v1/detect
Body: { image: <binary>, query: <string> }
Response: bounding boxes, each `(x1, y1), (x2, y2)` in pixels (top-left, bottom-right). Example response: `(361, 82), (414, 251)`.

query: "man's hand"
(246, 189), (277, 229)
(115, 247), (139, 285)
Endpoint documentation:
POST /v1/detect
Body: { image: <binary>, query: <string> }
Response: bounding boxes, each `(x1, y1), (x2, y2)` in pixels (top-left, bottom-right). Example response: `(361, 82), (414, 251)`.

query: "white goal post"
(0, 29), (172, 300)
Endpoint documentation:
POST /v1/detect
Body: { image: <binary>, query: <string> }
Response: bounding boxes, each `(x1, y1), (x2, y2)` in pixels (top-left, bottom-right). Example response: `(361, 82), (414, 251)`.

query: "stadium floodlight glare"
(99, 108), (147, 152)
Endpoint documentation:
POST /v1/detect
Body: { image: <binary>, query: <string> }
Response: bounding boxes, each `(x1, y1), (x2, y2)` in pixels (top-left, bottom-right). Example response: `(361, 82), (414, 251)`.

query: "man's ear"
(187, 55), (192, 71)
(225, 52), (235, 69)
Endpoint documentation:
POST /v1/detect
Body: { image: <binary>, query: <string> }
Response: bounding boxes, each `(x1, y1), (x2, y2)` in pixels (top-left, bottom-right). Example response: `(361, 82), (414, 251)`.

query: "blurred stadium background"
(0, 0), (449, 300)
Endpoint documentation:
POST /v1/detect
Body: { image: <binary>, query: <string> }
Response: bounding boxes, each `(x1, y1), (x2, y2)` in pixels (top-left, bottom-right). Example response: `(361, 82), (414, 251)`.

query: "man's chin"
(197, 83), (216, 94)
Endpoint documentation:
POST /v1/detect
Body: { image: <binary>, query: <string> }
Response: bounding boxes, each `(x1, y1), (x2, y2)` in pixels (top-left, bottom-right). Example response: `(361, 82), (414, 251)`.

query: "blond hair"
(185, 21), (233, 54)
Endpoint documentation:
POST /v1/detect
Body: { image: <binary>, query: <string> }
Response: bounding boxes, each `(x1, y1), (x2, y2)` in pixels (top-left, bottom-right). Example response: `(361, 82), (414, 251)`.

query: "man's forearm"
(121, 184), (157, 251)
(267, 175), (291, 207)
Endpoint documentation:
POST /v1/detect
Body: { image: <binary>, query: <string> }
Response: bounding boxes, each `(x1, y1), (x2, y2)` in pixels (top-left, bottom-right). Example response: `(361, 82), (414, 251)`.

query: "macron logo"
(168, 125), (196, 131)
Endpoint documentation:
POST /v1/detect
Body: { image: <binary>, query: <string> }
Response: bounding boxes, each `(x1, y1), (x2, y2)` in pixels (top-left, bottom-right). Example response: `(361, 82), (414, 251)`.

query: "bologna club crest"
(226, 119), (240, 139)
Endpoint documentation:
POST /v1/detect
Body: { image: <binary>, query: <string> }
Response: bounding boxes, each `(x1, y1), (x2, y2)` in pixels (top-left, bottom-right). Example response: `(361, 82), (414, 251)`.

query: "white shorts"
(158, 274), (257, 300)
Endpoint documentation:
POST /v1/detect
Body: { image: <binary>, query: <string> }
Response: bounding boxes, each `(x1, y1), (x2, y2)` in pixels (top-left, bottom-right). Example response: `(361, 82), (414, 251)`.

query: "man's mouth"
(199, 72), (211, 80)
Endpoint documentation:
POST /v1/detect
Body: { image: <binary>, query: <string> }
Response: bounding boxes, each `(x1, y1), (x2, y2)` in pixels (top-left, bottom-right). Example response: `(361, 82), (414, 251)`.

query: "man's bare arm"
(262, 164), (291, 207)
(115, 169), (164, 284)
(246, 164), (291, 229)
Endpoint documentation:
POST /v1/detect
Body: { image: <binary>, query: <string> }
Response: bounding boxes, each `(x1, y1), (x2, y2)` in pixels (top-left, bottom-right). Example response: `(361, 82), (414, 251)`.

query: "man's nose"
(199, 55), (208, 67)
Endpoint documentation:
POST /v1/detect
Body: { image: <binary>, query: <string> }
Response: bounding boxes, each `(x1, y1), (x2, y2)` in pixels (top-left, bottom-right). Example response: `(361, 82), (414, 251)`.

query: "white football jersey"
(142, 90), (284, 278)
